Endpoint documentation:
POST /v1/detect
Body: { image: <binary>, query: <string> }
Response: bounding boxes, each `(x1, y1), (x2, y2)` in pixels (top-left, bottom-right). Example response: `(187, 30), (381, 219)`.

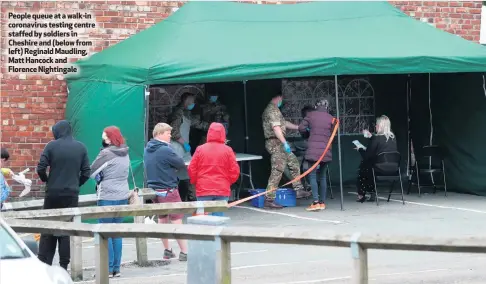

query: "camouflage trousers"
(265, 139), (304, 199)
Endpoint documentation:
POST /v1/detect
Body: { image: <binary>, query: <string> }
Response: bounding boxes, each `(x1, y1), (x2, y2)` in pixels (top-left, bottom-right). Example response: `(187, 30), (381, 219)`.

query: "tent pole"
(406, 75), (411, 176)
(334, 75), (344, 211)
(243, 80), (249, 152)
(143, 86), (150, 188)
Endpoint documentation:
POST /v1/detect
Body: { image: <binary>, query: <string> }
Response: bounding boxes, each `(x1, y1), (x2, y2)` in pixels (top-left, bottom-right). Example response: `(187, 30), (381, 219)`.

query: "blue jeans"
(196, 196), (229, 216)
(309, 163), (328, 203)
(98, 199), (128, 273)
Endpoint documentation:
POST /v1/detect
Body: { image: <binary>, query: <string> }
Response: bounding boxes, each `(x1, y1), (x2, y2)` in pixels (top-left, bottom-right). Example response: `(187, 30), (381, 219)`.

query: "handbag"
(128, 161), (141, 205)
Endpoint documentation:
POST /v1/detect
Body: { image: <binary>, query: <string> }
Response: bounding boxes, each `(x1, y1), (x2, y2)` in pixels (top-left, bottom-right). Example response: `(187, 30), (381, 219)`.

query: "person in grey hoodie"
(90, 126), (130, 278)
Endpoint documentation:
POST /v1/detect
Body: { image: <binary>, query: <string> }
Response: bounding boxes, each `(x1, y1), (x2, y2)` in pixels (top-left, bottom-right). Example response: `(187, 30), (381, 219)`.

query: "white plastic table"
(184, 153), (262, 200)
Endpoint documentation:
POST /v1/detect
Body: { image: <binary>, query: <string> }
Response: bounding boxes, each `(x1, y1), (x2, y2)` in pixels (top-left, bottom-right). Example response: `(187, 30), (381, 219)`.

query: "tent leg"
(428, 73), (435, 184)
(243, 80), (249, 153)
(406, 75), (411, 177)
(144, 86), (150, 188)
(334, 75), (344, 211)
(241, 80), (250, 191)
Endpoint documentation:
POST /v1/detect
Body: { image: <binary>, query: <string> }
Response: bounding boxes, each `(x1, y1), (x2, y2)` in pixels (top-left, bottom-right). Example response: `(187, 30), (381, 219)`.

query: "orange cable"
(227, 119), (340, 208)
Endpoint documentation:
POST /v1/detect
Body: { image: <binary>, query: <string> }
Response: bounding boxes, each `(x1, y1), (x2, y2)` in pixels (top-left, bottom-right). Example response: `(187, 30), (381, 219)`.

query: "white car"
(0, 218), (74, 284)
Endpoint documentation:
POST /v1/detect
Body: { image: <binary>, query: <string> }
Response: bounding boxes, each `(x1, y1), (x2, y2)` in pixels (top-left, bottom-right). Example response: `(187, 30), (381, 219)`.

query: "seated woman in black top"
(355, 115), (397, 202)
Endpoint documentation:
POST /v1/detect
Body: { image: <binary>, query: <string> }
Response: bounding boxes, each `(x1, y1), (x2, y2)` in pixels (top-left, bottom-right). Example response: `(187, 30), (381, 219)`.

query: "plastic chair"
(407, 145), (447, 197)
(371, 151), (405, 206)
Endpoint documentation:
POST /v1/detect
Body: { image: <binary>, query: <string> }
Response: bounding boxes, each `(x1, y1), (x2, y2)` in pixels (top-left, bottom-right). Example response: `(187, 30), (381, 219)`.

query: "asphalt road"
(43, 190), (486, 284)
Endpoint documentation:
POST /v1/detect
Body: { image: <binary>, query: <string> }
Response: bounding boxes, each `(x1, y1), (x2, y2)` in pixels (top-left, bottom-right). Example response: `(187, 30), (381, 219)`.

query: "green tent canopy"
(65, 1), (486, 200)
(68, 1), (486, 85)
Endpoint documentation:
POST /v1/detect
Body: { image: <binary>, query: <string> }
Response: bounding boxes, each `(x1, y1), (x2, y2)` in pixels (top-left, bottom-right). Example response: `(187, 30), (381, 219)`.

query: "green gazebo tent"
(66, 1), (486, 207)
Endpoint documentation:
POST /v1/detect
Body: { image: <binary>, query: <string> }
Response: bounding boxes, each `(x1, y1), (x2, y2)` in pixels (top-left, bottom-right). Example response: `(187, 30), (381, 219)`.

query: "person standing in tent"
(168, 93), (209, 201)
(199, 93), (230, 144)
(283, 105), (315, 187)
(262, 94), (311, 209)
(299, 99), (334, 211)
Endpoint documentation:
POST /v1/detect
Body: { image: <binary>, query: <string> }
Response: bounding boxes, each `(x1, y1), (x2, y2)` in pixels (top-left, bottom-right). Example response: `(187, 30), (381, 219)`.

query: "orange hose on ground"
(227, 119), (339, 208)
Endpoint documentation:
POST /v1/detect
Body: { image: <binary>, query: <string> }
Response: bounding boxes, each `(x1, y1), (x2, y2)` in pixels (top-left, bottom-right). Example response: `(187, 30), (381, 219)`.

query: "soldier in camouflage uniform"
(199, 94), (230, 144)
(168, 93), (209, 201)
(262, 94), (311, 209)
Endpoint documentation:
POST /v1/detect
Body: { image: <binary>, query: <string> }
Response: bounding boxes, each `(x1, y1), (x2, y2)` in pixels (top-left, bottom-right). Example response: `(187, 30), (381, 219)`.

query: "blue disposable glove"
(183, 142), (191, 152)
(283, 142), (291, 153)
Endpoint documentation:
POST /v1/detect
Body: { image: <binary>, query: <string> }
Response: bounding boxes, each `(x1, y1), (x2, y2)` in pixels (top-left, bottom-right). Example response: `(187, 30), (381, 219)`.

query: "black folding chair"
(407, 145), (447, 197)
(371, 151), (405, 206)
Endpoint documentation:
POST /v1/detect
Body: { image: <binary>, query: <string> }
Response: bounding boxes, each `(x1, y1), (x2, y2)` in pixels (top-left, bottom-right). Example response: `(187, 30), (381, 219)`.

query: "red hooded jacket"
(188, 123), (240, 197)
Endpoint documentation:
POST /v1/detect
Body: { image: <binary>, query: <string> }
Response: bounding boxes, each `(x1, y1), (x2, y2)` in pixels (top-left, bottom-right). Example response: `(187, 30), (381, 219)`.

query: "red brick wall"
(393, 1), (483, 42)
(0, 1), (483, 197)
(0, 1), (181, 196)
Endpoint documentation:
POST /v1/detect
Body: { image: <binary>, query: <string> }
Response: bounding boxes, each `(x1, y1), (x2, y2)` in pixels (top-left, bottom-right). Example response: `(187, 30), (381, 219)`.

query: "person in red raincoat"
(188, 122), (240, 216)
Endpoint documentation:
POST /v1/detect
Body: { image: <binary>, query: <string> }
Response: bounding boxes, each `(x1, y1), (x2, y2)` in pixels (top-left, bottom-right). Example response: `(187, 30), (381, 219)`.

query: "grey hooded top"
(90, 145), (130, 201)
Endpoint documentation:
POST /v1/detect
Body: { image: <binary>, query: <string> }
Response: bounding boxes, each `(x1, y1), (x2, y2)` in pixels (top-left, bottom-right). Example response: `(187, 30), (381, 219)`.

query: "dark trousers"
(178, 180), (196, 202)
(38, 195), (79, 269)
(357, 161), (375, 196)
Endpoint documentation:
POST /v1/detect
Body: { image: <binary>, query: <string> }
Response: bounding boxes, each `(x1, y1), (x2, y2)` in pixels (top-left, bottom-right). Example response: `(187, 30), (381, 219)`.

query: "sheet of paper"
(352, 140), (367, 150)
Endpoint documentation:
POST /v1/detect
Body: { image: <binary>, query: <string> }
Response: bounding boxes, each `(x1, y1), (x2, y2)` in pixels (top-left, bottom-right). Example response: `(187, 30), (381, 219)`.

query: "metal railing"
(2, 200), (227, 281)
(2, 188), (157, 211)
(5, 217), (486, 284)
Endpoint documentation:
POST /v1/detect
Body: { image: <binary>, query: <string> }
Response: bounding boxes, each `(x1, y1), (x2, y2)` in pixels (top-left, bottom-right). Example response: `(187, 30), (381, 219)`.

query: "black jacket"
(359, 135), (398, 172)
(36, 120), (91, 197)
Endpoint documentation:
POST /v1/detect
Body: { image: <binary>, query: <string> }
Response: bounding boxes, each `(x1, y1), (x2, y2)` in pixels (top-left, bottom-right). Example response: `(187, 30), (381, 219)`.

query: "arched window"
(282, 78), (375, 135)
(148, 84), (205, 137)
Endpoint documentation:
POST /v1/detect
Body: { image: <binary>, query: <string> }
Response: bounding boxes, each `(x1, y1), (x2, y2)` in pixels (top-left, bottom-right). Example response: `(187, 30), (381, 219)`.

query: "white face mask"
(102, 132), (111, 145)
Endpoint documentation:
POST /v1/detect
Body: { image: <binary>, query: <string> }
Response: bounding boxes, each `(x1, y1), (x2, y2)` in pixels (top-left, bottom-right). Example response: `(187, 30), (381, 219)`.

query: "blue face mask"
(187, 103), (195, 111)
(277, 100), (283, 108)
(209, 96), (218, 103)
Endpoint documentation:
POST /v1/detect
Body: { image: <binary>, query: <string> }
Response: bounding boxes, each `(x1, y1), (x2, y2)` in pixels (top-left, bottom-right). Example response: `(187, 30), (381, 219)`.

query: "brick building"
(0, 1), (483, 196)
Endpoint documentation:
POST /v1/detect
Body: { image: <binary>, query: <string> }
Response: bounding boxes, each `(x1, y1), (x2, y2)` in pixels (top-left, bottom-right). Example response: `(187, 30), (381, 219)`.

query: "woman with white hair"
(355, 115), (397, 203)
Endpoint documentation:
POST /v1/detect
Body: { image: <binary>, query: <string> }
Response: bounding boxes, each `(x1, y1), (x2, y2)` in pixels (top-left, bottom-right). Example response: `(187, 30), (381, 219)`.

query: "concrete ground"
(39, 189), (486, 283)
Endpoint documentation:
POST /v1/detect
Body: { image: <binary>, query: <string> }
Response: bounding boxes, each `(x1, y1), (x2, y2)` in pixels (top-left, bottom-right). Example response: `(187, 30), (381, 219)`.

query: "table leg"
(235, 160), (258, 200)
(248, 161), (255, 190)
(237, 161), (244, 200)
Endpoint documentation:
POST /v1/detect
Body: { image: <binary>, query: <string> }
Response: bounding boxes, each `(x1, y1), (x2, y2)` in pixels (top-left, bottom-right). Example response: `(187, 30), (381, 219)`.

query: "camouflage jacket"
(200, 102), (230, 124)
(262, 103), (287, 139)
(168, 105), (209, 141)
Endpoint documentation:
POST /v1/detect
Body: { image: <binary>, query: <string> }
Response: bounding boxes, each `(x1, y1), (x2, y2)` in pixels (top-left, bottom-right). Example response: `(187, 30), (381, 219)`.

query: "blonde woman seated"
(355, 115), (397, 203)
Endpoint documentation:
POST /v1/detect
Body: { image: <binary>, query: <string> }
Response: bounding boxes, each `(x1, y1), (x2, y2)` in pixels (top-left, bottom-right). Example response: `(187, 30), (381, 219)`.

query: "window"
(148, 84), (205, 138)
(282, 78), (376, 135)
(0, 223), (29, 260)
